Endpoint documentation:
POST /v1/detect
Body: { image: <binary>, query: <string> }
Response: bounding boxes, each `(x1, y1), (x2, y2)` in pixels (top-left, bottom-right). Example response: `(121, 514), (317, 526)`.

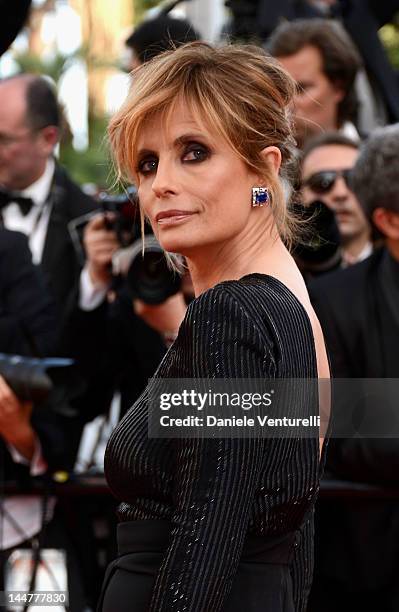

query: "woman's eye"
(138, 158), (158, 174)
(182, 147), (208, 162)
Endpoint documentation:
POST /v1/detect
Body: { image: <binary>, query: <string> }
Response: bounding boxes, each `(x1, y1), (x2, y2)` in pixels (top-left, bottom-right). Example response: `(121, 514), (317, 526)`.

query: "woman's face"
(135, 101), (275, 258)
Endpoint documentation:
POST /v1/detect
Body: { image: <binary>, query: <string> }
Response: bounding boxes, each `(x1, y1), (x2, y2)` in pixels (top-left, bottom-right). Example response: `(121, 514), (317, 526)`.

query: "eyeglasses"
(302, 169), (353, 194)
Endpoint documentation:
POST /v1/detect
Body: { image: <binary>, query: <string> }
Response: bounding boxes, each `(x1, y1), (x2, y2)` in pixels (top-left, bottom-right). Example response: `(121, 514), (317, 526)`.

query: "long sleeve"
(105, 275), (320, 612)
(149, 285), (270, 612)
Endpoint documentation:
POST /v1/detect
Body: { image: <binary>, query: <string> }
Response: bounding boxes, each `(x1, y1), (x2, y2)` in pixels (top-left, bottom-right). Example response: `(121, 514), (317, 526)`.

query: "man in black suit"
(0, 227), (83, 467)
(64, 212), (187, 420)
(0, 227), (56, 356)
(308, 124), (399, 611)
(0, 227), (87, 608)
(0, 74), (98, 323)
(0, 226), (57, 500)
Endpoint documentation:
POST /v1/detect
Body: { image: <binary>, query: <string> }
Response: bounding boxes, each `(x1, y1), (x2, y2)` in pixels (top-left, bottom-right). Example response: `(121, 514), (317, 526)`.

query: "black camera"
(69, 188), (182, 304)
(292, 200), (342, 275)
(100, 188), (182, 305)
(0, 353), (74, 403)
(99, 187), (140, 248)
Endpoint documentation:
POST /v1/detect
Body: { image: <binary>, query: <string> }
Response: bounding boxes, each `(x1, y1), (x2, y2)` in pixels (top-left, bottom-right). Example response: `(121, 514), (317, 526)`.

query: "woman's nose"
(151, 160), (177, 198)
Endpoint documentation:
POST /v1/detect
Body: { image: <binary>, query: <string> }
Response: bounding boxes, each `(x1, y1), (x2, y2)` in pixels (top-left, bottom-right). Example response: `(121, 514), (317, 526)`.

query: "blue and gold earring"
(252, 187), (270, 207)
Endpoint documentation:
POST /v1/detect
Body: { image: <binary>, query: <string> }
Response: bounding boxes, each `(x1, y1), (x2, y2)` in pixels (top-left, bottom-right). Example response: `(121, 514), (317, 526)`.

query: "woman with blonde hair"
(99, 42), (330, 612)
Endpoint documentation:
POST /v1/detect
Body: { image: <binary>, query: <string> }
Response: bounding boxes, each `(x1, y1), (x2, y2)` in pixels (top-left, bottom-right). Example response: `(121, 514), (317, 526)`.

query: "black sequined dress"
(100, 274), (325, 612)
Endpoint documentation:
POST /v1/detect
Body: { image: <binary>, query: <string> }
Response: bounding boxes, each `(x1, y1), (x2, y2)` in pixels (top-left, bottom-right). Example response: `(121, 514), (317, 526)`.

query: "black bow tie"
(0, 189), (34, 216)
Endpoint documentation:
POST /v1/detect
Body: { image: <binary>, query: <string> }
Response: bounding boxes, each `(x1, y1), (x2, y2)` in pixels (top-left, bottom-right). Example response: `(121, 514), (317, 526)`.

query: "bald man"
(0, 74), (97, 321)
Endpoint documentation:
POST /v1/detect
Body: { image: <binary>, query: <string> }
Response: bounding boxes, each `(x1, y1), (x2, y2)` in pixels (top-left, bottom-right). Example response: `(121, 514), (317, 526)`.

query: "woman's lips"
(156, 210), (196, 225)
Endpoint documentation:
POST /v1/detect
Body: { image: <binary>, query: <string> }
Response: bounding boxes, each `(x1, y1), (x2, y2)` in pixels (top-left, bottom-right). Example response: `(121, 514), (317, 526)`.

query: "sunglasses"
(302, 169), (353, 194)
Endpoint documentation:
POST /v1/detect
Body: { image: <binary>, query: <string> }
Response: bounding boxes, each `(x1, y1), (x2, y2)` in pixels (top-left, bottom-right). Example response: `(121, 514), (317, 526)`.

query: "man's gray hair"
(351, 124), (399, 220)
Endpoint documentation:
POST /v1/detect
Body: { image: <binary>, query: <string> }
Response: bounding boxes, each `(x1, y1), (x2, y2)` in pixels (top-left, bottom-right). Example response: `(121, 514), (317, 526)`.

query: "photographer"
(83, 213), (186, 331)
(0, 229), (87, 609)
(63, 210), (187, 421)
(0, 227), (83, 472)
(297, 132), (372, 274)
(0, 74), (99, 330)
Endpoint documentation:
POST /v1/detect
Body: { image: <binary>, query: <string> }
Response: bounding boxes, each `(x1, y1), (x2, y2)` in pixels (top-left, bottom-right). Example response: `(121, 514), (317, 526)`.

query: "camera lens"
(125, 237), (181, 304)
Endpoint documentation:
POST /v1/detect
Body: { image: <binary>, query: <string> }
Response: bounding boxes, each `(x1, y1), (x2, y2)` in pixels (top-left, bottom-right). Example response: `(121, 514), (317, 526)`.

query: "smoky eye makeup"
(136, 154), (158, 175)
(135, 135), (211, 174)
(181, 142), (210, 163)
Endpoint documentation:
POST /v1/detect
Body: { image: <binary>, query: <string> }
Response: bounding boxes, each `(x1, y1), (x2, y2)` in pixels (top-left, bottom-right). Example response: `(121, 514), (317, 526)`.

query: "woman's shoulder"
(180, 274), (313, 351)
(183, 276), (271, 338)
(183, 278), (265, 337)
(159, 274), (317, 380)
(185, 273), (311, 333)
(172, 278), (276, 378)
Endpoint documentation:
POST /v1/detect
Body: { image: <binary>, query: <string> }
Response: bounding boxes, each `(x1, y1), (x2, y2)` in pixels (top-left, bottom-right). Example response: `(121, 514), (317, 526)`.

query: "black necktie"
(0, 189), (34, 216)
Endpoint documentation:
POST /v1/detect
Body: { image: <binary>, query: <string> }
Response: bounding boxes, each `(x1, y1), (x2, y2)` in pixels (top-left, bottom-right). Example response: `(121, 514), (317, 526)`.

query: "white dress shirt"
(340, 121), (360, 143)
(79, 265), (108, 311)
(341, 241), (373, 268)
(2, 158), (55, 264)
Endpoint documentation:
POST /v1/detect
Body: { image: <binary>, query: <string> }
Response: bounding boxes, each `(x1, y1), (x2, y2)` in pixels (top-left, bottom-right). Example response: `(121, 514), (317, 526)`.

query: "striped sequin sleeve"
(149, 285), (272, 612)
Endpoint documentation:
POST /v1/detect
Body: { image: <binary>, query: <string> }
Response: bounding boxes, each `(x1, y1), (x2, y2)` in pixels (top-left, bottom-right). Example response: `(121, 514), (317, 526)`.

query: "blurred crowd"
(1, 0), (399, 610)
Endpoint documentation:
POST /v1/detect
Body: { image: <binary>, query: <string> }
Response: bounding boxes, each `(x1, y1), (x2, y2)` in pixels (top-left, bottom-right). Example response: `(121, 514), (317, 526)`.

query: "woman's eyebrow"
(174, 133), (208, 147)
(136, 147), (156, 159)
(137, 133), (209, 158)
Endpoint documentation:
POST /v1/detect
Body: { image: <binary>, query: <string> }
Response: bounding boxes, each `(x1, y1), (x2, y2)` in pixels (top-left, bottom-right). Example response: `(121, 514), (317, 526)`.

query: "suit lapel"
(40, 166), (69, 279)
(374, 250), (399, 376)
(366, 250), (390, 376)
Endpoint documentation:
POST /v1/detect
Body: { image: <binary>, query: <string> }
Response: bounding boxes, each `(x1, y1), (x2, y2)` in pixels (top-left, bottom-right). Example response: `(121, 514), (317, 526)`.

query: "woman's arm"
(149, 285), (270, 612)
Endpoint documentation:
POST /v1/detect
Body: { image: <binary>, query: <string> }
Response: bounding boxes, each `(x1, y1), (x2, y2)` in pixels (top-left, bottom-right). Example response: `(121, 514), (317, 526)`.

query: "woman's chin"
(159, 238), (191, 256)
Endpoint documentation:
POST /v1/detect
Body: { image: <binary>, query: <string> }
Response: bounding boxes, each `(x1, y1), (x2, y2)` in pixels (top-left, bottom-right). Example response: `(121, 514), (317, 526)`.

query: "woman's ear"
(259, 146), (282, 177)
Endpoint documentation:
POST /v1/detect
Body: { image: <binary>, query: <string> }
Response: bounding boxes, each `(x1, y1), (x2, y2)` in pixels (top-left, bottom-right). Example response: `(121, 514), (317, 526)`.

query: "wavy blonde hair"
(109, 41), (299, 248)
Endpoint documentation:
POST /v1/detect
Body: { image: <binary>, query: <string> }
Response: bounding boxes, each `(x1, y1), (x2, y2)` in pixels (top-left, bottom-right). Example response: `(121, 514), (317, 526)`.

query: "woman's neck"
(187, 232), (294, 297)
